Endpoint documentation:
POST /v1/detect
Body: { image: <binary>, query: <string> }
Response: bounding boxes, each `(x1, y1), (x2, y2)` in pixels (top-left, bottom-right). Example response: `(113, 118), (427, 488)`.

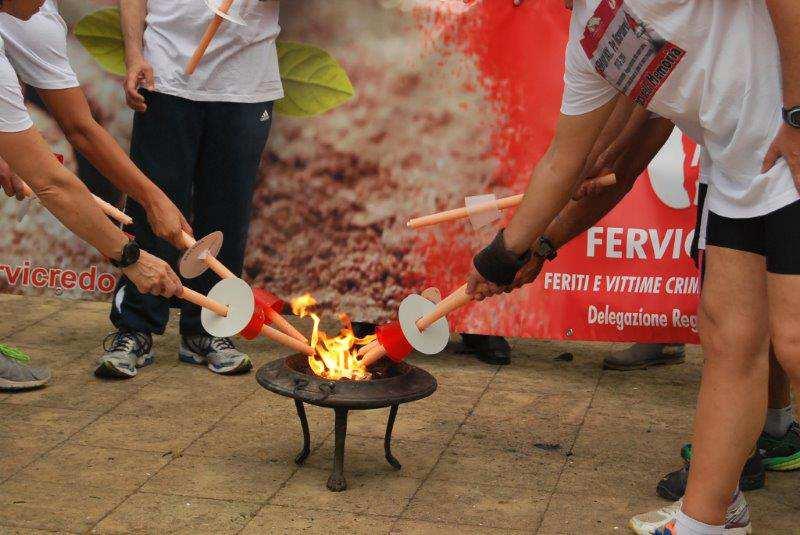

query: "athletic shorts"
(706, 199), (800, 275)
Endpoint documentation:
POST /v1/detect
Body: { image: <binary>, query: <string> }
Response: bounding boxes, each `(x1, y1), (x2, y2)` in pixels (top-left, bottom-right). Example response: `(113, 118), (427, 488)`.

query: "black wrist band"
(473, 230), (532, 286)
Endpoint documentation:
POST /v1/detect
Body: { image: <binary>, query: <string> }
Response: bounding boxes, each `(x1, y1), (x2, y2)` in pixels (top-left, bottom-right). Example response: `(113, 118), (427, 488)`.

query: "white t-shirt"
(143, 0), (284, 103)
(0, 0), (79, 90)
(0, 36), (32, 133)
(561, 0), (797, 219)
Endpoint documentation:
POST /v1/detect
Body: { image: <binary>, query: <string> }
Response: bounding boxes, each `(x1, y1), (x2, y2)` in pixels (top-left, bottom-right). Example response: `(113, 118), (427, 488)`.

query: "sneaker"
(95, 331), (154, 379)
(0, 344), (50, 390)
(180, 334), (252, 375)
(459, 333), (511, 365)
(657, 447), (765, 501)
(603, 343), (685, 371)
(758, 422), (800, 471)
(630, 494), (752, 534)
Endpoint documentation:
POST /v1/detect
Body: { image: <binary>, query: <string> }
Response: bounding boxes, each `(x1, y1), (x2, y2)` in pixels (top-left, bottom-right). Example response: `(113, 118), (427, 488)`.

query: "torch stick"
(360, 284), (471, 368)
(185, 0), (235, 75)
(178, 231), (308, 343)
(357, 339), (378, 357)
(18, 182), (133, 226)
(180, 285), (315, 356)
(407, 173), (616, 230)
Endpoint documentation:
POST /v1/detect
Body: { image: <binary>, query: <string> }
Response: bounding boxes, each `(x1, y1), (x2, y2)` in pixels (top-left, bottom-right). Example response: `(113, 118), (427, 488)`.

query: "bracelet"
(473, 230), (532, 286)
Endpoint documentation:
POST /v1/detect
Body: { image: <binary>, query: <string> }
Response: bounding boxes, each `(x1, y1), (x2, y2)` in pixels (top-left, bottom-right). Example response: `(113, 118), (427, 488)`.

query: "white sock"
(764, 404), (794, 437)
(675, 510), (725, 535)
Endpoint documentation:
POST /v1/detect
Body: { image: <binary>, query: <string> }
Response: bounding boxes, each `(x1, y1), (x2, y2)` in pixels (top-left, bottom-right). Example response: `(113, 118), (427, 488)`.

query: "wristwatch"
(110, 239), (141, 269)
(782, 106), (800, 129)
(533, 236), (558, 261)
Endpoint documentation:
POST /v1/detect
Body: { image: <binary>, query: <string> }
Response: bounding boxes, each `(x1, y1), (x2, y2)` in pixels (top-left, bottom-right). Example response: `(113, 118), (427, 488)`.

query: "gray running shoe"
(603, 343), (685, 371)
(0, 345), (50, 390)
(630, 491), (751, 534)
(179, 334), (251, 375)
(95, 331), (154, 379)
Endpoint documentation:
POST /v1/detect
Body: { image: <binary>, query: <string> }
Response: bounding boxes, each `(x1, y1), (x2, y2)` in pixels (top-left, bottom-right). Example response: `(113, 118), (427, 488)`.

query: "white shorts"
(0, 0), (79, 90)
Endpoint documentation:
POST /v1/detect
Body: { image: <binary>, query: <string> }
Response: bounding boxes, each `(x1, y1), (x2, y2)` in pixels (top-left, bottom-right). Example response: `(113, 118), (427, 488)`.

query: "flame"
(291, 294), (376, 381)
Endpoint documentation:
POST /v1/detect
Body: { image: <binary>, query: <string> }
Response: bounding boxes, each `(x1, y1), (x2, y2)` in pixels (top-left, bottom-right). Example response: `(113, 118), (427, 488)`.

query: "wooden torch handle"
(91, 194), (133, 226)
(179, 287), (228, 317)
(204, 254), (236, 279)
(360, 344), (387, 368)
(260, 324), (315, 356)
(185, 0), (235, 75)
(406, 174), (616, 230)
(415, 284), (471, 332)
(20, 181), (133, 226)
(19, 182), (34, 199)
(266, 310), (309, 344)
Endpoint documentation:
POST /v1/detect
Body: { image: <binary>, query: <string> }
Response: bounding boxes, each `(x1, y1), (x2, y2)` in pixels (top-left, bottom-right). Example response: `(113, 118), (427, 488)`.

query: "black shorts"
(706, 199), (800, 275)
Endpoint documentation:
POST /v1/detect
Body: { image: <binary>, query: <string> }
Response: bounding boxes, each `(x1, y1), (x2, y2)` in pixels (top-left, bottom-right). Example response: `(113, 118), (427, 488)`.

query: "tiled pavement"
(0, 294), (796, 533)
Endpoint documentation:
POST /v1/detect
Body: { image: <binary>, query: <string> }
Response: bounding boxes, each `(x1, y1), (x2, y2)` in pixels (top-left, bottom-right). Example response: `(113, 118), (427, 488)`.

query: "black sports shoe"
(459, 334), (511, 365)
(656, 446), (765, 501)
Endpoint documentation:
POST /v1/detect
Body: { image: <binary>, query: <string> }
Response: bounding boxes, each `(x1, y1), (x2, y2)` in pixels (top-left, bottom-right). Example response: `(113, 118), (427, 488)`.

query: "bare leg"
(682, 246), (770, 524)
(768, 346), (793, 410)
(767, 273), (800, 415)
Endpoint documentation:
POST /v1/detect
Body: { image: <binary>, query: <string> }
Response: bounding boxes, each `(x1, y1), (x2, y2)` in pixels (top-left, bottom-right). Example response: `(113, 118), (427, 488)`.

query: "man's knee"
(699, 301), (767, 368)
(769, 328), (800, 379)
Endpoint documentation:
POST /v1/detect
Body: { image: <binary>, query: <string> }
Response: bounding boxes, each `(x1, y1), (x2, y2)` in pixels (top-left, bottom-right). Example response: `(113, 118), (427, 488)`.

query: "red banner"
(420, 2), (701, 344)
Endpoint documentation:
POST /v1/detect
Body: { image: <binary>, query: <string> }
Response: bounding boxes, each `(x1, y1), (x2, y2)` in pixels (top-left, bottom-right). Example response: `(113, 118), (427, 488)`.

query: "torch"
(407, 173), (616, 230)
(16, 180), (133, 226)
(358, 284), (471, 368)
(183, 278), (315, 356)
(177, 231), (309, 343)
(185, 0), (247, 76)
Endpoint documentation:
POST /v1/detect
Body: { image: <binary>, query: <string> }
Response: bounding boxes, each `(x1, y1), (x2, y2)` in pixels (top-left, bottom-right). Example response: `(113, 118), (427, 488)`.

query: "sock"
(675, 510), (725, 535)
(725, 488), (750, 527)
(764, 404), (794, 437)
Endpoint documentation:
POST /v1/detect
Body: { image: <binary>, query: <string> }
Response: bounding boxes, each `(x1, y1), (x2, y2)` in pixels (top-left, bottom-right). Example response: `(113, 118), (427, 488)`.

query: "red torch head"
(253, 288), (285, 318)
(376, 321), (413, 363)
(240, 307), (266, 340)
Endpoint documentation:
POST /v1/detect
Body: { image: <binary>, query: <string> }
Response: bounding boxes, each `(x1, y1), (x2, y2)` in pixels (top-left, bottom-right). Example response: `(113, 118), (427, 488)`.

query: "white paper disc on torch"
(201, 277), (254, 338)
(465, 194), (500, 231)
(398, 294), (450, 355)
(179, 231), (223, 279)
(204, 0), (247, 25)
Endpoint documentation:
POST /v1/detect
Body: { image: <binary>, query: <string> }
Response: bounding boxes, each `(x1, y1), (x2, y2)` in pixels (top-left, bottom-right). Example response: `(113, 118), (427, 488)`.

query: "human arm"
(581, 97), (650, 182)
(763, 0), (800, 183)
(478, 117), (676, 298)
(0, 127), (181, 296)
(119, 0), (154, 112)
(36, 87), (191, 247)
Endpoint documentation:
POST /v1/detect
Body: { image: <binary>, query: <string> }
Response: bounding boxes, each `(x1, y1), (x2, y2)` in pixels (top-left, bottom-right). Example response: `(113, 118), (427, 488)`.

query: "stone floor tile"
(90, 492), (259, 534)
(0, 479), (127, 533)
(403, 479), (547, 530)
(142, 455), (295, 503)
(14, 443), (170, 493)
(241, 505), (395, 534)
(271, 467), (421, 517)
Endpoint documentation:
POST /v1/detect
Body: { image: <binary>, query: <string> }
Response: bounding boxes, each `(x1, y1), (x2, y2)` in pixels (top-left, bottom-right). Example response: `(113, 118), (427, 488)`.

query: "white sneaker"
(629, 496), (752, 534)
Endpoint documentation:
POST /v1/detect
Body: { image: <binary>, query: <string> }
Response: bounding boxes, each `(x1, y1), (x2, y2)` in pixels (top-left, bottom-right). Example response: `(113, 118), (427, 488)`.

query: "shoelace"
(185, 335), (236, 355)
(0, 343), (30, 363)
(103, 332), (149, 355)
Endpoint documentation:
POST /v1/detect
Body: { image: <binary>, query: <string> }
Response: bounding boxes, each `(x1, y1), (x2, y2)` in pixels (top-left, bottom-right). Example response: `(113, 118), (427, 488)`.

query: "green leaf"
(74, 8), (126, 77)
(276, 41), (355, 117)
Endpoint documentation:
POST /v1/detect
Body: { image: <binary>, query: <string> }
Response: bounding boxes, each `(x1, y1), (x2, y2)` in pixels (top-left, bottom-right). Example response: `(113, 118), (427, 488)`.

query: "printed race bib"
(580, 0), (685, 107)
